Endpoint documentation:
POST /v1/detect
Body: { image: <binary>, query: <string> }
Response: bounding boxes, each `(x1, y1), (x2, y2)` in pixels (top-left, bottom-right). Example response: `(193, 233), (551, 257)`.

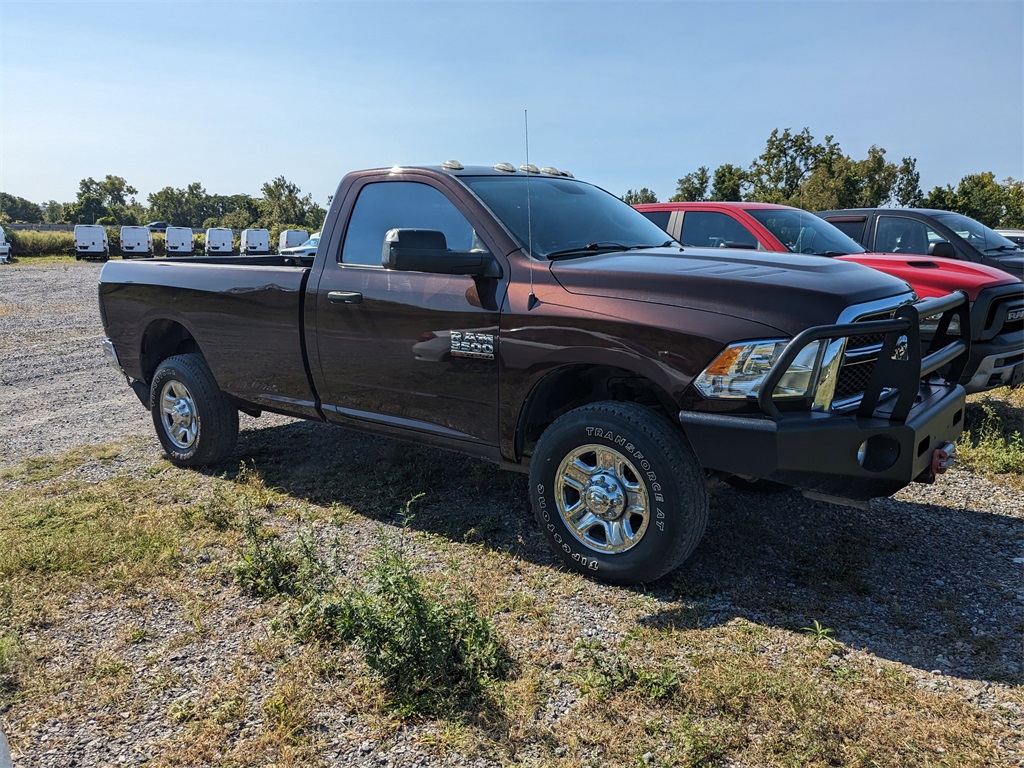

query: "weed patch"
(347, 532), (512, 716)
(959, 396), (1024, 482)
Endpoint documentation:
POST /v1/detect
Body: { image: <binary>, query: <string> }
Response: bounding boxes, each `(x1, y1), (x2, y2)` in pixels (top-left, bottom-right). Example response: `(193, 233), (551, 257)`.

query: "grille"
(831, 308), (896, 407)
(834, 360), (877, 400)
(983, 293), (1024, 336)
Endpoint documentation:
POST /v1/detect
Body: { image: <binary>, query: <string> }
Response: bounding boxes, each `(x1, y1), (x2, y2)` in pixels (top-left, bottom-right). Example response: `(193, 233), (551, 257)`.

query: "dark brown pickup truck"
(99, 163), (970, 585)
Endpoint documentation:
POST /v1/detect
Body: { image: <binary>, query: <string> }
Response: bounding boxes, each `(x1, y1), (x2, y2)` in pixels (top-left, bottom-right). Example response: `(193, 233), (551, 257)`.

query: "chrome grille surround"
(816, 293), (916, 413)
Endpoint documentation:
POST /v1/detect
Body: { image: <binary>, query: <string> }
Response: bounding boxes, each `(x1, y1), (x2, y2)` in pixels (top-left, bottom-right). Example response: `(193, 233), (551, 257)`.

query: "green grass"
(960, 387), (1024, 486)
(1, 442), (1021, 767)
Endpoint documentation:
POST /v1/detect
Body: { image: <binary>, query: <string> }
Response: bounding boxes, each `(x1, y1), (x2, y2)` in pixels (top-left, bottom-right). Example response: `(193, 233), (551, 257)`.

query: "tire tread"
(150, 353), (238, 467)
(530, 400), (708, 584)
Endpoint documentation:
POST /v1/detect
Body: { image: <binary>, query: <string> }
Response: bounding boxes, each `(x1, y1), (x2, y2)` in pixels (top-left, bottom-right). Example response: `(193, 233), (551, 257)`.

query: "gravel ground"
(1, 261), (1022, 766)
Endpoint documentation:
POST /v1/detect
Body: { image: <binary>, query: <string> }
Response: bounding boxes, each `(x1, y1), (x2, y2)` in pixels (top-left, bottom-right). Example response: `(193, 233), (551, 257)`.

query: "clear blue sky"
(1, 0), (1021, 208)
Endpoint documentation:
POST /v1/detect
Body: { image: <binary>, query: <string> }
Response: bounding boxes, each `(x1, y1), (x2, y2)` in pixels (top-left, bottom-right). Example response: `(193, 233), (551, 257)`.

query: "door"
(311, 178), (506, 446)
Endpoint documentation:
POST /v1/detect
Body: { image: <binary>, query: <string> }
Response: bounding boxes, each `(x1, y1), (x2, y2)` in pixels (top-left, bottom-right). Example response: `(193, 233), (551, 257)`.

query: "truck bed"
(100, 258), (320, 419)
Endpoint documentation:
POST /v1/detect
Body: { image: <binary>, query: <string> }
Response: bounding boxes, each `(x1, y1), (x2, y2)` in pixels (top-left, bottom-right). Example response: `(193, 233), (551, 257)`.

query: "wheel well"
(516, 365), (676, 460)
(139, 320), (200, 384)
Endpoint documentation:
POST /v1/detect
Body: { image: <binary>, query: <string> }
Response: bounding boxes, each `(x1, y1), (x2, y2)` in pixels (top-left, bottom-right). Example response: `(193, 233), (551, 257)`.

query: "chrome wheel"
(554, 444), (650, 554)
(159, 379), (198, 450)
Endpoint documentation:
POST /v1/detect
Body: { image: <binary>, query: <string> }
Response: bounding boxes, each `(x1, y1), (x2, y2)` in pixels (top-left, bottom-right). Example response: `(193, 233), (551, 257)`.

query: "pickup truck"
(99, 163), (970, 585)
(635, 201), (1024, 392)
(816, 207), (1024, 278)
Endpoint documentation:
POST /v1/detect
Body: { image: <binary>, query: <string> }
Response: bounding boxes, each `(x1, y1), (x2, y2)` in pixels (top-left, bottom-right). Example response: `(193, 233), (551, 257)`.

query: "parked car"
(279, 231), (320, 258)
(165, 226), (195, 256)
(816, 208), (1024, 278)
(146, 221), (169, 232)
(98, 162), (970, 585)
(996, 228), (1024, 248)
(0, 225), (11, 263)
(74, 224), (109, 261)
(119, 225), (154, 258)
(279, 229), (309, 252)
(240, 228), (271, 255)
(635, 201), (1024, 392)
(204, 227), (234, 256)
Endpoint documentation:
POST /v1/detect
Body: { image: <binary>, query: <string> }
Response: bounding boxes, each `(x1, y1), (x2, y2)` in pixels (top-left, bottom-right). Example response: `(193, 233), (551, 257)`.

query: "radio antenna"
(525, 109), (538, 310)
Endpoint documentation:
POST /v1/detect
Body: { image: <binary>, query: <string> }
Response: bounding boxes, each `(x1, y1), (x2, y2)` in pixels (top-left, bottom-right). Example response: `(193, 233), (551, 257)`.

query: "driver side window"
(874, 217), (940, 255)
(340, 181), (475, 266)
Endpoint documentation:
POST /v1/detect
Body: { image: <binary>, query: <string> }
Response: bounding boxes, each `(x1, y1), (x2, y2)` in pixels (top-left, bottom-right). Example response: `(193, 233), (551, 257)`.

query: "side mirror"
(382, 229), (500, 277)
(928, 240), (955, 259)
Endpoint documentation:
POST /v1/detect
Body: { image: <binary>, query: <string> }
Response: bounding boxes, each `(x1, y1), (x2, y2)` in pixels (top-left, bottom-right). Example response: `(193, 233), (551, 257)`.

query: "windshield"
(299, 236), (319, 248)
(747, 208), (866, 256)
(931, 211), (1022, 253)
(460, 175), (676, 259)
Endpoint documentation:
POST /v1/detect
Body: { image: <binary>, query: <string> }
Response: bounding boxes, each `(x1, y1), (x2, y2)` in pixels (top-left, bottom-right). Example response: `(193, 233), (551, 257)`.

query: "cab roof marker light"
(540, 166), (561, 176)
(519, 164), (540, 174)
(493, 162), (516, 172)
(441, 159), (464, 171)
(560, 170), (574, 178)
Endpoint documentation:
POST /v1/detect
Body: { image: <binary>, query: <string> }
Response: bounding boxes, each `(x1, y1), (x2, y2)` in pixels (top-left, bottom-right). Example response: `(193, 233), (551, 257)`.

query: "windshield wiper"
(546, 242), (629, 260)
(985, 244), (1023, 253)
(818, 250), (849, 257)
(546, 240), (679, 260)
(625, 240), (678, 250)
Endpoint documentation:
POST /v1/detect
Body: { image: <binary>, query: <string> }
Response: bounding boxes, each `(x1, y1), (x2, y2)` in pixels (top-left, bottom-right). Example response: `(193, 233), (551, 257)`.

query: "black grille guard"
(757, 291), (971, 422)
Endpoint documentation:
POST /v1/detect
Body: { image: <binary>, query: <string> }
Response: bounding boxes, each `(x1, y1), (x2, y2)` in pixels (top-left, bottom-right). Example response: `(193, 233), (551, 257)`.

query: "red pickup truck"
(635, 202), (1023, 392)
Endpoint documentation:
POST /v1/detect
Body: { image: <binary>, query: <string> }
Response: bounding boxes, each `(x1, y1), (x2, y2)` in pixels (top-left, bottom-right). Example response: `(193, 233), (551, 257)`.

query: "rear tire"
(150, 353), (238, 467)
(529, 401), (708, 585)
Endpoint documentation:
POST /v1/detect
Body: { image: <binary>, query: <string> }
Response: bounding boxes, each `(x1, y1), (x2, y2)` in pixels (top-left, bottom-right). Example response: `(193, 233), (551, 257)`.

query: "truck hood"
(836, 252), (1020, 301)
(549, 247), (912, 335)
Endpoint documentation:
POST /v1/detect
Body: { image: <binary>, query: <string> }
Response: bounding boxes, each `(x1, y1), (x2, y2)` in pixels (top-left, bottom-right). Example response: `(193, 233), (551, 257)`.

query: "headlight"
(693, 339), (826, 400)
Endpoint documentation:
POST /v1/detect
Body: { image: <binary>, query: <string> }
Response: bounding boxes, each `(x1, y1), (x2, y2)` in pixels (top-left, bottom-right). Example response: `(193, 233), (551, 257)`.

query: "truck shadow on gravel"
(223, 418), (1023, 687)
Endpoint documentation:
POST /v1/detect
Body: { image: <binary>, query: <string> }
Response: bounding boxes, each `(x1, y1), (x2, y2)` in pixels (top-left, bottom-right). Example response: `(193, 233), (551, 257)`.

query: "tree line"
(621, 127), (1024, 229)
(0, 175), (327, 233)
(3, 130), (1022, 231)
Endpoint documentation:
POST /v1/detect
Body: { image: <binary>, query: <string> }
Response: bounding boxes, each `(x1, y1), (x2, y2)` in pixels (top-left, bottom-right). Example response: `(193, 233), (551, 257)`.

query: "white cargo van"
(240, 228), (270, 255)
(205, 228), (234, 256)
(74, 224), (109, 260)
(119, 225), (153, 258)
(278, 229), (308, 251)
(165, 226), (195, 256)
(0, 225), (11, 263)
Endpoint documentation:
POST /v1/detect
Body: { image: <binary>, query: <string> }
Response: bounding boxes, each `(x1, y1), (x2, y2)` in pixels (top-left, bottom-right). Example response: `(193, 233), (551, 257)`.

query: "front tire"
(150, 353), (238, 467)
(529, 401), (709, 585)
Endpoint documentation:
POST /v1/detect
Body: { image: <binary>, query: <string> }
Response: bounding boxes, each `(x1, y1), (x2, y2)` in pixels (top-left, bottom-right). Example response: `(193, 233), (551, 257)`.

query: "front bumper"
(963, 339), (1024, 392)
(678, 291), (971, 501)
(679, 381), (966, 500)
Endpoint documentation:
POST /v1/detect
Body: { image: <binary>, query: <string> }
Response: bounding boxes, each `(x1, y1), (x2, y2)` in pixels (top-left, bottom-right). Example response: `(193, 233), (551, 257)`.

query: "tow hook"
(932, 442), (956, 475)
